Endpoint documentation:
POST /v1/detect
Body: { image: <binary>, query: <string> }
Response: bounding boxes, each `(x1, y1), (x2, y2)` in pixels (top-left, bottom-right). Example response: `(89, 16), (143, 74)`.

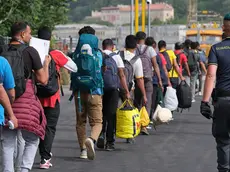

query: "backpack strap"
(119, 50), (125, 60)
(130, 55), (140, 65)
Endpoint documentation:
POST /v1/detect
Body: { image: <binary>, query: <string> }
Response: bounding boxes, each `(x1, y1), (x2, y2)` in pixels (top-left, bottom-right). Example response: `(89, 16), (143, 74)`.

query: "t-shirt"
(208, 38), (230, 91)
(136, 44), (157, 60)
(174, 50), (188, 73)
(103, 50), (125, 68)
(0, 44), (43, 79)
(160, 49), (178, 78)
(0, 56), (15, 125)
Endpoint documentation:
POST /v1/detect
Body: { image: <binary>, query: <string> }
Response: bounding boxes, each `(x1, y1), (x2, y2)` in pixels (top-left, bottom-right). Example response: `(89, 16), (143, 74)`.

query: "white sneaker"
(85, 138), (95, 160)
(192, 99), (196, 103)
(80, 149), (87, 159)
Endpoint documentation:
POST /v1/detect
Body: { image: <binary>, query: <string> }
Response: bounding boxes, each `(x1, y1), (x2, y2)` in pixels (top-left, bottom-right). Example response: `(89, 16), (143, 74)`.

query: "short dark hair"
(125, 35), (137, 49)
(136, 31), (146, 41)
(158, 40), (166, 50)
(184, 39), (192, 49)
(190, 41), (197, 49)
(102, 39), (114, 49)
(37, 26), (52, 40)
(10, 22), (28, 37)
(175, 42), (183, 50)
(222, 33), (227, 39)
(145, 37), (155, 46)
(78, 26), (95, 36)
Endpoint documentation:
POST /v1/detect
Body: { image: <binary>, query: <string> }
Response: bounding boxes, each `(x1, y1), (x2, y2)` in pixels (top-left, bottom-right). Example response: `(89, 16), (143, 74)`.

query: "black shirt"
(208, 38), (230, 91)
(0, 44), (43, 79)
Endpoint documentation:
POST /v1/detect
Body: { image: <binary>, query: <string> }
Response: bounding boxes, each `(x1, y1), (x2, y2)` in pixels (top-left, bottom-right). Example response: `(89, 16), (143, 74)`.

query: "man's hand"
(200, 101), (212, 119)
(143, 95), (147, 105)
(44, 55), (51, 65)
(9, 115), (18, 129)
(125, 91), (131, 100)
(181, 76), (186, 81)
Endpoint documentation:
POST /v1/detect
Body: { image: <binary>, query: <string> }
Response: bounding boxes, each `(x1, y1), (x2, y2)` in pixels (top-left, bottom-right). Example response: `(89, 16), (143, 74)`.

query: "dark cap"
(224, 13), (230, 21)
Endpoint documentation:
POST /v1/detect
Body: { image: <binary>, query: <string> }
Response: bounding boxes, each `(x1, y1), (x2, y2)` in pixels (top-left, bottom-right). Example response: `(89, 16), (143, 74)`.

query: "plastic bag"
(157, 108), (173, 123)
(140, 106), (150, 127)
(164, 87), (178, 111)
(116, 99), (141, 139)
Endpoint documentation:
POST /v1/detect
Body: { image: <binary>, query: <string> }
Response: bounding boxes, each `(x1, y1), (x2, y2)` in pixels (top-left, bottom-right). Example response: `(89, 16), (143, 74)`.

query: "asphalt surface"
(0, 87), (217, 172)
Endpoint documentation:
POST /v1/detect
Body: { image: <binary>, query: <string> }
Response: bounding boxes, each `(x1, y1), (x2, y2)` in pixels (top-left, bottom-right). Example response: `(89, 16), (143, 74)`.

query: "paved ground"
(1, 87), (217, 172)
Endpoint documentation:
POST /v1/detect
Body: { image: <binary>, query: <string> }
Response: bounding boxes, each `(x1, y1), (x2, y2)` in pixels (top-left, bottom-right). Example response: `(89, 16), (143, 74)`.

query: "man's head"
(175, 42), (183, 50)
(125, 35), (137, 50)
(145, 37), (156, 49)
(37, 26), (52, 41)
(78, 26), (95, 36)
(10, 22), (31, 43)
(223, 13), (230, 37)
(190, 41), (197, 50)
(222, 32), (227, 40)
(196, 41), (200, 50)
(184, 39), (192, 49)
(158, 40), (166, 50)
(136, 31), (146, 44)
(102, 39), (114, 51)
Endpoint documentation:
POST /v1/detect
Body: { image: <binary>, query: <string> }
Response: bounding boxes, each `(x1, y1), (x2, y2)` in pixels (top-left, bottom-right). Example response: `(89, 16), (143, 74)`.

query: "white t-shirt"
(124, 50), (143, 79)
(103, 50), (124, 68)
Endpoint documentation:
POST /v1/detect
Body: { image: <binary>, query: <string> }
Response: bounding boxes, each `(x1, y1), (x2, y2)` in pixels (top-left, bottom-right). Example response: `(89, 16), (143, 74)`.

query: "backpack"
(36, 51), (59, 98)
(175, 53), (182, 67)
(70, 34), (103, 93)
(161, 51), (172, 72)
(187, 50), (198, 73)
(0, 44), (27, 99)
(119, 51), (139, 91)
(136, 46), (153, 78)
(103, 52), (119, 91)
(176, 81), (192, 109)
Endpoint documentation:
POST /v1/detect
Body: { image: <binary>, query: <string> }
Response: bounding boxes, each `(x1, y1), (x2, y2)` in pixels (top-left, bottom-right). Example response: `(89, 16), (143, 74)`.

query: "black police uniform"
(208, 37), (230, 172)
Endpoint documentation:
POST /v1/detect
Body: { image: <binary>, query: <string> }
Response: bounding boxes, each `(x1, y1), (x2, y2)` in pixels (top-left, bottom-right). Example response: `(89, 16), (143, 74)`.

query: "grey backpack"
(136, 46), (153, 78)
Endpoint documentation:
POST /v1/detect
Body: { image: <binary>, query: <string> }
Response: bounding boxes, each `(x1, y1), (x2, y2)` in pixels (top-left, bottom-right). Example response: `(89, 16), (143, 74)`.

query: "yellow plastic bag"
(140, 106), (150, 127)
(116, 99), (141, 139)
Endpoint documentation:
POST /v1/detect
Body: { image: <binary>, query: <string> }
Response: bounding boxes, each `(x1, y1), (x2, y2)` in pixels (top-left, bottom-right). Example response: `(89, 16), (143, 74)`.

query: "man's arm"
(173, 59), (185, 80)
(184, 62), (191, 77)
(200, 61), (207, 75)
(162, 64), (171, 86)
(202, 65), (217, 102)
(118, 68), (130, 99)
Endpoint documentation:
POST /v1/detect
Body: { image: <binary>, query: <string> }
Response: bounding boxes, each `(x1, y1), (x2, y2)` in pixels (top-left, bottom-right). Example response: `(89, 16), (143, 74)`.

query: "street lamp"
(130, 0), (134, 34)
(146, 0), (152, 36)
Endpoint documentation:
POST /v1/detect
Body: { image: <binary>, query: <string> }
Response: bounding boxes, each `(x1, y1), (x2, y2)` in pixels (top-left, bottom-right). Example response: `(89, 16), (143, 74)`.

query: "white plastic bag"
(164, 87), (178, 111)
(157, 108), (173, 123)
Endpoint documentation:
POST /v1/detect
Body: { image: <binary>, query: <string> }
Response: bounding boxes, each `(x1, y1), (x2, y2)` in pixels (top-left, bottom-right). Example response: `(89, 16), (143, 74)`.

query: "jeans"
(1, 128), (39, 172)
(14, 130), (25, 172)
(74, 92), (103, 150)
(102, 89), (119, 143)
(185, 74), (198, 100)
(39, 101), (60, 160)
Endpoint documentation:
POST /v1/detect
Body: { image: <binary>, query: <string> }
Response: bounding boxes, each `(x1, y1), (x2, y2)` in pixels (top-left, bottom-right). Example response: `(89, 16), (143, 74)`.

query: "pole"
(130, 0), (134, 34)
(147, 2), (150, 36)
(142, 0), (146, 32)
(135, 0), (139, 34)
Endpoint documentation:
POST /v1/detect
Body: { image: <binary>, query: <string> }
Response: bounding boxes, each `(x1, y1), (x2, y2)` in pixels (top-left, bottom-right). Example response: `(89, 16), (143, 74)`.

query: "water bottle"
(8, 120), (14, 130)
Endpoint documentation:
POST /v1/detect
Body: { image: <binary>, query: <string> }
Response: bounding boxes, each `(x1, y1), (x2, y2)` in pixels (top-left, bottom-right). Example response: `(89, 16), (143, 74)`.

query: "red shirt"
(39, 50), (68, 108)
(174, 50), (187, 73)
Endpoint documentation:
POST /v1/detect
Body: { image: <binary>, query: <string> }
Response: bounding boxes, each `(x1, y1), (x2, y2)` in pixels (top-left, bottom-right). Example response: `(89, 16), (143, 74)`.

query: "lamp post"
(146, 0), (152, 36)
(130, 0), (134, 34)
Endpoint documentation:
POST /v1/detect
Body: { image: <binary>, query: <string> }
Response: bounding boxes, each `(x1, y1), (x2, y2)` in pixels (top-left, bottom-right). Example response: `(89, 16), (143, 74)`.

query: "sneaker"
(192, 99), (196, 103)
(85, 138), (95, 160)
(96, 133), (105, 149)
(79, 149), (87, 159)
(126, 138), (135, 144)
(40, 159), (52, 169)
(141, 127), (149, 135)
(105, 142), (115, 151)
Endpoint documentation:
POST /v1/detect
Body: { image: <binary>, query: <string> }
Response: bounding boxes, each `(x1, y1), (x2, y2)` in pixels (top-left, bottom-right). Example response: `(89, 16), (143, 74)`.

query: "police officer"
(201, 13), (230, 172)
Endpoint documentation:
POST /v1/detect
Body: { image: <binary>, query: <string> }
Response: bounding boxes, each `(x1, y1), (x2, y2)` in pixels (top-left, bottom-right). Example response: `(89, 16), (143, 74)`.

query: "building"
(91, 3), (174, 25)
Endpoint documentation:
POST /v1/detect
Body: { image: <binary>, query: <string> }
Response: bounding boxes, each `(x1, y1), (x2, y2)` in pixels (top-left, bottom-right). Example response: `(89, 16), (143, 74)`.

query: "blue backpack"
(70, 34), (103, 110)
(103, 52), (119, 91)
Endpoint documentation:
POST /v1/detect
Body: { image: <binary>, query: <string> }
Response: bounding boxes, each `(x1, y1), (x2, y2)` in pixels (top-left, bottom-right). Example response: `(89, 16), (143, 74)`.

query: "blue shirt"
(208, 38), (230, 91)
(0, 56), (15, 125)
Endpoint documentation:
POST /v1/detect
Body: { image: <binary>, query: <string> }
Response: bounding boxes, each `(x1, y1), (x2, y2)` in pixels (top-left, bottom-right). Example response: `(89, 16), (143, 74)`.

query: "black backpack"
(36, 51), (59, 98)
(161, 51), (172, 72)
(0, 44), (27, 98)
(176, 81), (192, 109)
